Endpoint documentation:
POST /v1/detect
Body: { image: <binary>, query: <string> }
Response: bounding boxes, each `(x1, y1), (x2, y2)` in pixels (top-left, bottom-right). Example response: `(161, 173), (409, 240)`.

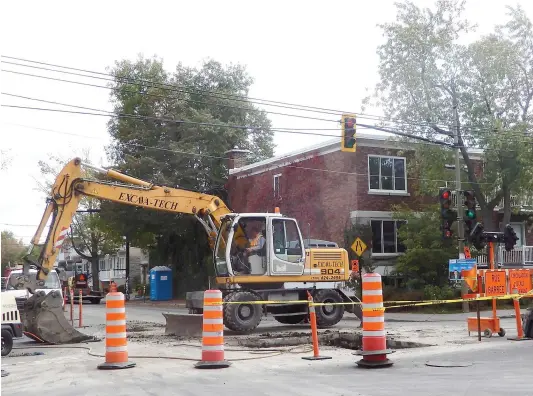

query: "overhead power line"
(2, 63), (527, 137)
(1, 93), (455, 147)
(1, 122), (498, 186)
(1, 55), (464, 130)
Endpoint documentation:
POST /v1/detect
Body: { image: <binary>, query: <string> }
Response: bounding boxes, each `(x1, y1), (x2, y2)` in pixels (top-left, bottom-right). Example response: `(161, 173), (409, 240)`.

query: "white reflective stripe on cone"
(106, 346), (128, 352)
(106, 308), (126, 314)
(202, 331), (224, 338)
(362, 290), (383, 296)
(106, 332), (127, 339)
(202, 345), (224, 351)
(363, 316), (385, 323)
(203, 319), (224, 324)
(362, 277), (382, 283)
(106, 294), (125, 301)
(362, 302), (384, 309)
(106, 320), (126, 326)
(205, 291), (222, 296)
(203, 305), (223, 311)
(363, 330), (386, 337)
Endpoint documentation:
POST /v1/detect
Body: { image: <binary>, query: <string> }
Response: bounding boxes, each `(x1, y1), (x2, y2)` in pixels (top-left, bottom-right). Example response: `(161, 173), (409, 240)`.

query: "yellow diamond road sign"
(351, 237), (367, 257)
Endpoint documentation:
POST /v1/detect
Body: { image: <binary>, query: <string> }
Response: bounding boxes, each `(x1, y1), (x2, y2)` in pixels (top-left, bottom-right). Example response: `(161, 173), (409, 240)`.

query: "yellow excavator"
(9, 157), (360, 344)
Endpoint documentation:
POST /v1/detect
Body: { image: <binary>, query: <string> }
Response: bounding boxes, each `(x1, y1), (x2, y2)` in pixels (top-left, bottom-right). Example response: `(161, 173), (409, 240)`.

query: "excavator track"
(22, 290), (95, 344)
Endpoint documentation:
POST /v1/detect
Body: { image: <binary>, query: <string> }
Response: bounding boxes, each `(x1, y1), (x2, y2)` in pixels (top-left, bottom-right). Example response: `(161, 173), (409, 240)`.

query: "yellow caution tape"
(201, 288), (533, 310)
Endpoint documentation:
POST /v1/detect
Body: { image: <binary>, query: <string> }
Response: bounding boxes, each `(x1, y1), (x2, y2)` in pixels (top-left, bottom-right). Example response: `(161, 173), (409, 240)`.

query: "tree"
(37, 152), (123, 290)
(1, 230), (27, 271)
(100, 55), (275, 295)
(365, 0), (533, 231)
(392, 204), (457, 289)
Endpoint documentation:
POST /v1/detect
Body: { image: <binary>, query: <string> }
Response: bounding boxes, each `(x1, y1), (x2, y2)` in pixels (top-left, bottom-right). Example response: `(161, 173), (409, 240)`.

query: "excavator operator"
(231, 219), (266, 274)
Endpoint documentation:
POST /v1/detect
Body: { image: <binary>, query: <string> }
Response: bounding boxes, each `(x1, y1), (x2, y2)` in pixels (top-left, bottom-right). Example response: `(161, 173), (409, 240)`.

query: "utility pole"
(453, 94), (469, 314)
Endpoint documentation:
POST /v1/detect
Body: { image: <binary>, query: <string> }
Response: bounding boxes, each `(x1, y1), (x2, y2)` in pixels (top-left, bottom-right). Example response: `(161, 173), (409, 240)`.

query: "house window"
(273, 174), (281, 198)
(371, 220), (407, 254)
(368, 155), (407, 192)
(99, 259), (105, 271)
(118, 257), (126, 270)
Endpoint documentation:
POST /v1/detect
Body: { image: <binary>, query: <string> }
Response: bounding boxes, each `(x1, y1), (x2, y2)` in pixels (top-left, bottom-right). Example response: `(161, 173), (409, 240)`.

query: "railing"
(99, 269), (126, 281)
(475, 245), (533, 267)
(449, 190), (533, 209)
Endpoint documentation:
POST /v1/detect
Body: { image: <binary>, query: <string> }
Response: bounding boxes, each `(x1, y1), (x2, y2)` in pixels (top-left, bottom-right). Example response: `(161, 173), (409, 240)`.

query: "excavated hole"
(227, 330), (431, 350)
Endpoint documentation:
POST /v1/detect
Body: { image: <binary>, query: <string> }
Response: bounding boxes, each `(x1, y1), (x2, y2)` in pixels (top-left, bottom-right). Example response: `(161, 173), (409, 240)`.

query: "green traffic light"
(466, 210), (475, 219)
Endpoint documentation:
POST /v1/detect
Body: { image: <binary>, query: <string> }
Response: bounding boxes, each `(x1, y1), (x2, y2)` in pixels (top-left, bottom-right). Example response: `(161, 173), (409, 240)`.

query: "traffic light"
(341, 114), (357, 153)
(439, 188), (455, 239)
(503, 224), (519, 251)
(470, 222), (486, 250)
(463, 190), (477, 238)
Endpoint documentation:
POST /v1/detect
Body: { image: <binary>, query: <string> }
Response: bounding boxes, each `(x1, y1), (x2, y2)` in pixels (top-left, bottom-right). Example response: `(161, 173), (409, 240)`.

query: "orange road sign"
(351, 259), (359, 273)
(508, 269), (532, 294)
(485, 270), (507, 296)
(463, 246), (471, 259)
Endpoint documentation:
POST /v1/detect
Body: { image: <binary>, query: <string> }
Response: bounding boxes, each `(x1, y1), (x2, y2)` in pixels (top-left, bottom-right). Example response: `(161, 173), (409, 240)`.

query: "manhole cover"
(425, 361), (473, 368)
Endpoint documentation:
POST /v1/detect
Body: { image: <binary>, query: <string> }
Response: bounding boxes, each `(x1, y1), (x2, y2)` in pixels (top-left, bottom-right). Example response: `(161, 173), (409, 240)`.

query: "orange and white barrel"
(195, 290), (230, 369)
(97, 291), (135, 370)
(355, 272), (393, 368)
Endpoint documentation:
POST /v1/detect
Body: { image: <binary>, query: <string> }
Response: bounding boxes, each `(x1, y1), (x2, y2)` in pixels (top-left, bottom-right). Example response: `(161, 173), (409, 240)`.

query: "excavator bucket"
(162, 312), (203, 337)
(22, 289), (95, 344)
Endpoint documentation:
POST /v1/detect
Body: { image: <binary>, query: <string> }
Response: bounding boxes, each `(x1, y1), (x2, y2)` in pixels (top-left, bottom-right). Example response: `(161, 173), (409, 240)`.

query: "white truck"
(4, 268), (64, 321)
(1, 293), (23, 356)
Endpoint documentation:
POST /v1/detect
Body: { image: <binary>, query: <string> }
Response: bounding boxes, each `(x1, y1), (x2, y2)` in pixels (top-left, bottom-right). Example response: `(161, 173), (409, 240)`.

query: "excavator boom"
(8, 157), (232, 344)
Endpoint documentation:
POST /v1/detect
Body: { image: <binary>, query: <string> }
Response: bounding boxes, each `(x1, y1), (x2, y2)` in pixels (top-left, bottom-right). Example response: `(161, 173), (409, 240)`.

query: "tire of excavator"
(223, 291), (263, 333)
(314, 289), (345, 328)
(273, 315), (307, 325)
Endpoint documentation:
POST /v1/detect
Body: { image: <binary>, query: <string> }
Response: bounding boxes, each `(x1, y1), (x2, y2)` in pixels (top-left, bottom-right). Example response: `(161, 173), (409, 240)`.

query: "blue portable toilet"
(150, 266), (173, 301)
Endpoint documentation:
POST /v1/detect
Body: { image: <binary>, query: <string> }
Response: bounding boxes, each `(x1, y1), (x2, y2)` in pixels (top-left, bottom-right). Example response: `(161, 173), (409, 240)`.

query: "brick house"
(225, 132), (533, 278)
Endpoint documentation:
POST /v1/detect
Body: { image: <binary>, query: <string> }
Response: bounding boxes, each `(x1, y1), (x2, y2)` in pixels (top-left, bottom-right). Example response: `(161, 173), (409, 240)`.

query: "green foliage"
(392, 203), (457, 288)
(422, 284), (457, 301)
(101, 55), (275, 293)
(366, 0), (533, 231)
(1, 231), (27, 270)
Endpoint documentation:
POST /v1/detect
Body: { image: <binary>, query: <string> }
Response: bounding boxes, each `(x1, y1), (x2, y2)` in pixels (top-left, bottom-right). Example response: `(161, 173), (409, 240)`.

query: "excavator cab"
(213, 213), (306, 279)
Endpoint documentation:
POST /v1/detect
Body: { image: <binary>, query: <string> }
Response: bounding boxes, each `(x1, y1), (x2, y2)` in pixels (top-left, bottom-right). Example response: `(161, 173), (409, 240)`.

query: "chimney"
(225, 147), (252, 170)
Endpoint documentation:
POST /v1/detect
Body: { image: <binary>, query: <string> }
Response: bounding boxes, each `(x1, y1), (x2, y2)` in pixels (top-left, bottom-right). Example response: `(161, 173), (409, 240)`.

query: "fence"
(475, 245), (533, 267)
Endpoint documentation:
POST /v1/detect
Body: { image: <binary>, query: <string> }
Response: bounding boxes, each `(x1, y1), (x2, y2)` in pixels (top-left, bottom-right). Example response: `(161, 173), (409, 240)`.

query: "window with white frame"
(118, 257), (126, 270)
(99, 258), (105, 271)
(371, 220), (407, 254)
(273, 173), (281, 198)
(368, 155), (407, 192)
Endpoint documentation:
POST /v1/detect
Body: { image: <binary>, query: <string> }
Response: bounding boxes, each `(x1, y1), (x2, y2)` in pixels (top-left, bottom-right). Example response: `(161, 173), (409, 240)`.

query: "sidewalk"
(385, 309), (524, 322)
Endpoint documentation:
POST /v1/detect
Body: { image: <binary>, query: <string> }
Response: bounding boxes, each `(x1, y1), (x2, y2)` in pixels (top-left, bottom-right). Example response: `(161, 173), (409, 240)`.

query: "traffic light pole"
(453, 103), (469, 313)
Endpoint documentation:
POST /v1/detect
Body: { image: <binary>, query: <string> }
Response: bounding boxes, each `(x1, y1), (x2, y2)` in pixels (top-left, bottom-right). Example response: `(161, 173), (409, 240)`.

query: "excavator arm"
(8, 157), (233, 344)
(22, 158), (232, 288)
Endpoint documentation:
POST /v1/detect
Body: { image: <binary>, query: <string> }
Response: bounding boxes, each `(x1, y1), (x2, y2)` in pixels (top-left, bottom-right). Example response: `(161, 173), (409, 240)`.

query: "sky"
(1, 0), (532, 244)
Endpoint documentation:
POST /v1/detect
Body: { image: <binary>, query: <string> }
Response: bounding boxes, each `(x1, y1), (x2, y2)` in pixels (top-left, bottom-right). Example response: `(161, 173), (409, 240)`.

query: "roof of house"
(229, 131), (483, 177)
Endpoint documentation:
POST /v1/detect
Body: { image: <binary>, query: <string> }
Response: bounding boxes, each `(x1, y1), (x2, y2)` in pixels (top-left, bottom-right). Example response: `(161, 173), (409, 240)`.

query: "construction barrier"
(78, 289), (83, 328)
(302, 292), (331, 361)
(97, 290), (135, 370)
(195, 290), (230, 369)
(70, 287), (74, 325)
(63, 287), (67, 312)
(354, 273), (394, 368)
